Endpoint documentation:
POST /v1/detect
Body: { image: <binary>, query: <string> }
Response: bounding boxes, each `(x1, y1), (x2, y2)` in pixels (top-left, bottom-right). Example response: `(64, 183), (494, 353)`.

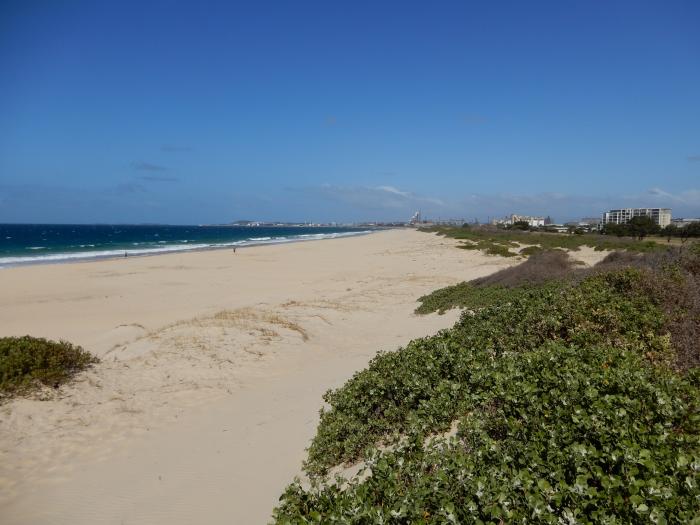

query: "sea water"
(0, 224), (374, 267)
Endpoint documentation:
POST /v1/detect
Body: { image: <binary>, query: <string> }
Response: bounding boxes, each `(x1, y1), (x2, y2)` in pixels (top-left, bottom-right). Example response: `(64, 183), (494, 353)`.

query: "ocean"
(0, 224), (374, 268)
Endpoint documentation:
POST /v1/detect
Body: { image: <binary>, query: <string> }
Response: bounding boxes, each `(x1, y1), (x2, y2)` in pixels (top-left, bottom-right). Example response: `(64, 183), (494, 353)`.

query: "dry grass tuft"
(211, 309), (309, 341)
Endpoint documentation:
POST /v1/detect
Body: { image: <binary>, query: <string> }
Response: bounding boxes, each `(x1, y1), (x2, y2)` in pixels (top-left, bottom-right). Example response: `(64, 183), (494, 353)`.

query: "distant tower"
(410, 210), (422, 224)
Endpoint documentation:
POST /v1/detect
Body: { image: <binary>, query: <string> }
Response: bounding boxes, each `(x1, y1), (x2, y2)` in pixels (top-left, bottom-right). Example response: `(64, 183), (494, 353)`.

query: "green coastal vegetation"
(423, 223), (689, 258)
(603, 217), (700, 242)
(272, 235), (700, 523)
(0, 336), (98, 399)
(424, 219), (700, 258)
(415, 250), (575, 315)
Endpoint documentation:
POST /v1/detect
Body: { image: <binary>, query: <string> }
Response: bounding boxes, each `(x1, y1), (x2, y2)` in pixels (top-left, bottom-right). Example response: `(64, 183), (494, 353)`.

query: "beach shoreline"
(0, 229), (520, 524)
(0, 226), (378, 269)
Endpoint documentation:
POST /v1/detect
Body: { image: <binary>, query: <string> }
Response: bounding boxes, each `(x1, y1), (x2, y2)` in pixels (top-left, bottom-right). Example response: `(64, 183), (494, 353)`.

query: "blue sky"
(1, 0), (699, 223)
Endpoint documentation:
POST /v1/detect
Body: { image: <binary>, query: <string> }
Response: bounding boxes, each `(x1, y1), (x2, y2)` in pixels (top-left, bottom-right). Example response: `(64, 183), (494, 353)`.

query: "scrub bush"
(272, 247), (699, 523)
(0, 336), (98, 398)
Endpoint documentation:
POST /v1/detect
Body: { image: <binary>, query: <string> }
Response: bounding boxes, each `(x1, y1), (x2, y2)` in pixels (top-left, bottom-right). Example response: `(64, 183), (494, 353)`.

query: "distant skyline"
(1, 1), (699, 224)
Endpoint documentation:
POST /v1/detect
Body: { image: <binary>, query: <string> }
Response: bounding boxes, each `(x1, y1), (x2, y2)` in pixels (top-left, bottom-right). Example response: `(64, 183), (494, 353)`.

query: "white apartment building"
(491, 214), (545, 227)
(601, 208), (671, 228)
(510, 214), (545, 227)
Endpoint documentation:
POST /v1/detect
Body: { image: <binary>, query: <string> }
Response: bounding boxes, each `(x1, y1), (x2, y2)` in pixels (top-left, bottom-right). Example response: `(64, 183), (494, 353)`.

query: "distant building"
(409, 211), (422, 225)
(433, 218), (467, 226)
(580, 217), (601, 227)
(565, 217), (602, 232)
(492, 214), (546, 227)
(513, 214), (545, 227)
(601, 208), (671, 228)
(562, 220), (598, 232)
(671, 217), (700, 228)
(547, 224), (570, 233)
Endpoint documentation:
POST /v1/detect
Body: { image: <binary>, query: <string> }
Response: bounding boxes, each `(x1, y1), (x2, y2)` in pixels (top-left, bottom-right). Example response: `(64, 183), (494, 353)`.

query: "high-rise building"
(601, 208), (671, 228)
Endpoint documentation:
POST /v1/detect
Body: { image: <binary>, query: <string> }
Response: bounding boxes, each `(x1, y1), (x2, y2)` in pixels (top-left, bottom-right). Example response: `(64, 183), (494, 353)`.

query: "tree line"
(602, 216), (700, 241)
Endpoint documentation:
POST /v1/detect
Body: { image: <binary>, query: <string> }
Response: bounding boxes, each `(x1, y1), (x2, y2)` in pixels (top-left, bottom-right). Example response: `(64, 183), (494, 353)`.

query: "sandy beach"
(0, 229), (521, 524)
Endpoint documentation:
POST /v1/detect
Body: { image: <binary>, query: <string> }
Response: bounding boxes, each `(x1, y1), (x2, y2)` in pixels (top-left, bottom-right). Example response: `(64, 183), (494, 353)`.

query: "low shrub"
(272, 245), (700, 523)
(0, 336), (98, 397)
(415, 251), (575, 315)
(519, 244), (544, 256)
(472, 249), (575, 287)
(275, 344), (699, 523)
(415, 282), (546, 315)
(304, 270), (667, 476)
(458, 240), (519, 257)
(418, 247), (700, 372)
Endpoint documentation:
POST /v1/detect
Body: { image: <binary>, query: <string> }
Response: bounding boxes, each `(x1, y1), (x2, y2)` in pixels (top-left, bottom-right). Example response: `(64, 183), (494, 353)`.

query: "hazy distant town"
(223, 207), (700, 233)
(408, 207), (700, 234)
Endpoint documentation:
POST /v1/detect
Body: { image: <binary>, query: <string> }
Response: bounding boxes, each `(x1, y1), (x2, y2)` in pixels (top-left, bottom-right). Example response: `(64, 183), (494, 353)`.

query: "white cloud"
(373, 185), (446, 207)
(299, 184), (447, 212)
(645, 187), (700, 205)
(286, 185), (700, 222)
(376, 185), (411, 198)
(454, 188), (700, 222)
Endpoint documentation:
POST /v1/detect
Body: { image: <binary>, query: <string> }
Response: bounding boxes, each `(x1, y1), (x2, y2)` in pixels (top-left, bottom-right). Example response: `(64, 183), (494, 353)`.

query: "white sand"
(567, 245), (611, 266)
(0, 229), (518, 524)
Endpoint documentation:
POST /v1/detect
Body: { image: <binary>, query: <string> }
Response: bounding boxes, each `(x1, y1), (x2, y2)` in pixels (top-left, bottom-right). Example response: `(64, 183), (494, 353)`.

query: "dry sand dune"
(0, 229), (521, 524)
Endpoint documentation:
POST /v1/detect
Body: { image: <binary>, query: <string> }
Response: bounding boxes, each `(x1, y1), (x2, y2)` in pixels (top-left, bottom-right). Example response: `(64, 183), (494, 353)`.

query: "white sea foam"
(0, 231), (374, 268)
(0, 243), (209, 267)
